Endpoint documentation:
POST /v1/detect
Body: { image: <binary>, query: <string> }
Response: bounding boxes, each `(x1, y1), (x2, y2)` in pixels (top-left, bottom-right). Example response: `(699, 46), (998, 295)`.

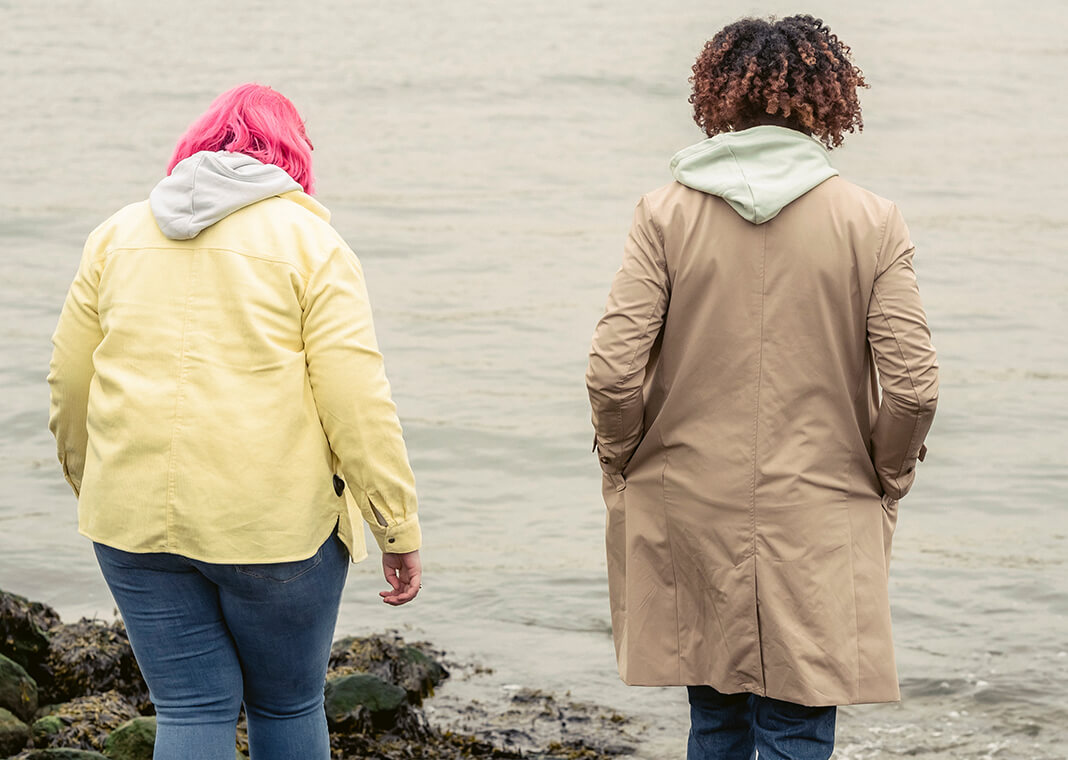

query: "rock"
(99, 714), (244, 760)
(328, 635), (448, 704)
(0, 706), (30, 756)
(324, 673), (407, 733)
(31, 690), (138, 751)
(25, 751), (111, 759)
(39, 621), (148, 711)
(102, 715), (155, 760)
(0, 590), (60, 683)
(0, 652), (38, 721)
(32, 713), (64, 745)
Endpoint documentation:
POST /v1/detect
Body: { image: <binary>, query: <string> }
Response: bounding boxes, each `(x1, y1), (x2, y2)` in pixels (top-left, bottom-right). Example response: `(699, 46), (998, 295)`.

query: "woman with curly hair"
(587, 15), (938, 760)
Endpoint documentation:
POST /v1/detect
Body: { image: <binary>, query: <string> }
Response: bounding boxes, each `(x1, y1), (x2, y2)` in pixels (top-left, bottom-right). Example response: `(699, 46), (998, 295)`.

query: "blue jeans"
(94, 531), (349, 760)
(687, 686), (836, 760)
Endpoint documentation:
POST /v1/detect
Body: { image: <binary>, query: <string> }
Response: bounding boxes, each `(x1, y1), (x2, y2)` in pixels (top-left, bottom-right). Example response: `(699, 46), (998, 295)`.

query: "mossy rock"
(0, 652), (39, 722)
(324, 673), (407, 733)
(328, 635), (448, 704)
(0, 590), (60, 683)
(0, 706), (31, 756)
(25, 750), (110, 759)
(32, 713), (64, 745)
(31, 691), (138, 751)
(38, 621), (148, 711)
(102, 715), (155, 760)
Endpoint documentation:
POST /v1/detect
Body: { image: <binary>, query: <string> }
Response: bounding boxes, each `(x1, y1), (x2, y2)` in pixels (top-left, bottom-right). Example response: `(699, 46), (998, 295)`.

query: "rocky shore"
(0, 589), (635, 759)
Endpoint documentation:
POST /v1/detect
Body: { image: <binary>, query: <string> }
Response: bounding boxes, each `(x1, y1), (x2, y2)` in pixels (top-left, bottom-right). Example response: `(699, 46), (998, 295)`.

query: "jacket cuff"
(368, 514), (421, 554)
(593, 438), (625, 475)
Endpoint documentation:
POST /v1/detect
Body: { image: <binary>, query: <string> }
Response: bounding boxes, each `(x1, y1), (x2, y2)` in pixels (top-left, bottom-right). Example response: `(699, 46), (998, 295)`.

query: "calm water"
(3, 1), (1066, 757)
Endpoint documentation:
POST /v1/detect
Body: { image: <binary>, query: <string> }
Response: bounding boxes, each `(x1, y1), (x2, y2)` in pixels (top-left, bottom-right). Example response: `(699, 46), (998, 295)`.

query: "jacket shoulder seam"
(100, 245), (313, 280)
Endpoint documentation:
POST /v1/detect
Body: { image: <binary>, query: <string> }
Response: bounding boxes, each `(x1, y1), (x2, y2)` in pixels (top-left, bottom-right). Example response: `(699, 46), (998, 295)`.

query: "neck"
(732, 114), (810, 135)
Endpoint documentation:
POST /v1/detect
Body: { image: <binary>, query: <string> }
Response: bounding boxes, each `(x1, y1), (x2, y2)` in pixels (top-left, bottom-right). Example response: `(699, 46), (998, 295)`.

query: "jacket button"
(387, 538), (395, 544)
(905, 466), (914, 474)
(599, 456), (611, 463)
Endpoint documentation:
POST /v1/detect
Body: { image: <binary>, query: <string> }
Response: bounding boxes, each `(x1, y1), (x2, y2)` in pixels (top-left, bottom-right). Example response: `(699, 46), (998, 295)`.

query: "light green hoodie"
(669, 125), (838, 224)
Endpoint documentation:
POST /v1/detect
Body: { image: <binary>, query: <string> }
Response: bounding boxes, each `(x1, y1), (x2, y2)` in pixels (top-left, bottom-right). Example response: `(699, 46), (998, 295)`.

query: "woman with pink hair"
(48, 83), (423, 759)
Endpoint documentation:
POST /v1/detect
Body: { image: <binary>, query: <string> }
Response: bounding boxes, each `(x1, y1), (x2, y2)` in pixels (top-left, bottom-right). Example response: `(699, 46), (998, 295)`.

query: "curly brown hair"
(689, 15), (868, 149)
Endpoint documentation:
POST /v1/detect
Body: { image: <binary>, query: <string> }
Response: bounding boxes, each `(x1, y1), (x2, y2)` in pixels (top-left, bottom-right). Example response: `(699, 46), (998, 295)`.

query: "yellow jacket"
(48, 152), (420, 563)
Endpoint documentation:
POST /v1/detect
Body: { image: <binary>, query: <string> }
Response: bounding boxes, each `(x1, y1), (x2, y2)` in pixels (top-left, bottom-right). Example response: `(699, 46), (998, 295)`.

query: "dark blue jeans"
(94, 531), (349, 760)
(687, 686), (836, 760)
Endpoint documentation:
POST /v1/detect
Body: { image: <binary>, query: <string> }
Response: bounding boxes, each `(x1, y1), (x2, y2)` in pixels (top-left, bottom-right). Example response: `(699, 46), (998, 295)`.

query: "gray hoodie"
(149, 151), (301, 240)
(669, 125), (838, 224)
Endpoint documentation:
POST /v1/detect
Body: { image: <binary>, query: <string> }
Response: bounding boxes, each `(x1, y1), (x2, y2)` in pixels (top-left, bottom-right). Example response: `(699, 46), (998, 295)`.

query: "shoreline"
(0, 588), (637, 759)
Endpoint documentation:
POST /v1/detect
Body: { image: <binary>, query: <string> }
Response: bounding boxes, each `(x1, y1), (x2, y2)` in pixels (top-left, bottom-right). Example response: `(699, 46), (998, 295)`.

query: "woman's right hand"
(380, 550), (421, 606)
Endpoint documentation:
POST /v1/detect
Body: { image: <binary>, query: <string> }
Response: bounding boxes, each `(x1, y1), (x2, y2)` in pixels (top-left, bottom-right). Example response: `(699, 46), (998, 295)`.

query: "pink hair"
(167, 84), (315, 194)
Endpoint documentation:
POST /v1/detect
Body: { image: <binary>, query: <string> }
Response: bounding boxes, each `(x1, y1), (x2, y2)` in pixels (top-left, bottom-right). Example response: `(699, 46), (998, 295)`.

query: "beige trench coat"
(586, 176), (938, 706)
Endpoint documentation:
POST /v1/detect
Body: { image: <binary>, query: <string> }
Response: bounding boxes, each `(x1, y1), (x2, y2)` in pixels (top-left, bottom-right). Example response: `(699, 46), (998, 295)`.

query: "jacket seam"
(725, 145), (758, 218)
(102, 246), (312, 281)
(615, 202), (668, 390)
(842, 444), (863, 703)
(607, 201), (668, 464)
(749, 226), (767, 555)
(659, 439), (683, 682)
(871, 283), (923, 478)
(750, 224), (768, 692)
(164, 252), (199, 549)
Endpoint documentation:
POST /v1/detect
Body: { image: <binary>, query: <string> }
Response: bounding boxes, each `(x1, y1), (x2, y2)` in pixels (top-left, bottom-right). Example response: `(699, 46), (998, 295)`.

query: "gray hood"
(149, 151), (301, 240)
(670, 126), (838, 224)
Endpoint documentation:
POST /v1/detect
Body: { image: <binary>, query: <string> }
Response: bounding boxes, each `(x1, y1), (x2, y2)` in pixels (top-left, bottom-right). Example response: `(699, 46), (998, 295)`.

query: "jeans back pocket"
(235, 545), (325, 583)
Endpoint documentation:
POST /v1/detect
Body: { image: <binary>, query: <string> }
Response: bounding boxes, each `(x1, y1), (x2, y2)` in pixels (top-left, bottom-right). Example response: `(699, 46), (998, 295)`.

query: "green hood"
(669, 125), (838, 224)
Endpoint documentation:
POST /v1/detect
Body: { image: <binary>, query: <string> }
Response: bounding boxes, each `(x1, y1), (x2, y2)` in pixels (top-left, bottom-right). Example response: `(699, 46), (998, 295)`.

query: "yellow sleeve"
(48, 234), (105, 497)
(301, 245), (421, 553)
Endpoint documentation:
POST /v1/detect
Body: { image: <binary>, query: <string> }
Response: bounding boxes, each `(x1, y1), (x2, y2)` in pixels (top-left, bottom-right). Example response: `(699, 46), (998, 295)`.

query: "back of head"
(689, 15), (867, 149)
(167, 83), (316, 193)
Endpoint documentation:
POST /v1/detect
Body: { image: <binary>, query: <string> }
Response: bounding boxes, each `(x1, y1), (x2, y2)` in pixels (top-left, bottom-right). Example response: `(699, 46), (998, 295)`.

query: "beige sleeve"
(302, 245), (421, 553)
(48, 235), (106, 497)
(867, 203), (939, 500)
(585, 197), (670, 475)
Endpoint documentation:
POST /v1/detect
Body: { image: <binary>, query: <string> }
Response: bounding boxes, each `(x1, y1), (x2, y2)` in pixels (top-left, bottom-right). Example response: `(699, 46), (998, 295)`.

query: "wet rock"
(0, 653), (38, 722)
(324, 673), (408, 733)
(101, 716), (155, 760)
(39, 622), (148, 711)
(32, 691), (138, 752)
(24, 750), (110, 759)
(329, 635), (449, 704)
(0, 706), (31, 756)
(0, 591), (60, 683)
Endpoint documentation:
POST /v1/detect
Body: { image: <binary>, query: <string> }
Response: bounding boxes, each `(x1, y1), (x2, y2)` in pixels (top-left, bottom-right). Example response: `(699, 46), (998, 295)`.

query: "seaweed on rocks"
(38, 622), (148, 712)
(31, 691), (138, 752)
(329, 635), (449, 704)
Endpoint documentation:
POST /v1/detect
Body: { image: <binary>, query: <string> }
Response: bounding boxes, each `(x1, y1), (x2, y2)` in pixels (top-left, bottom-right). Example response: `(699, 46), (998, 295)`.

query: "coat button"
(599, 456), (611, 463)
(387, 538), (395, 544)
(905, 466), (914, 474)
